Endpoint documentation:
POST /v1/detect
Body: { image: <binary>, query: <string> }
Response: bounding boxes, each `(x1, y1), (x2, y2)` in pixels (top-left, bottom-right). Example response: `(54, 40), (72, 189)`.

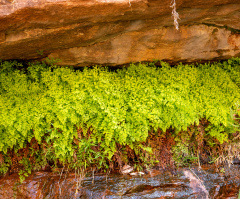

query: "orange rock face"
(0, 0), (239, 66)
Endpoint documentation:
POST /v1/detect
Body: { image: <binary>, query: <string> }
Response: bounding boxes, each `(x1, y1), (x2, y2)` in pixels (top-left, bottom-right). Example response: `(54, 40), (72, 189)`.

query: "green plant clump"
(0, 58), (240, 174)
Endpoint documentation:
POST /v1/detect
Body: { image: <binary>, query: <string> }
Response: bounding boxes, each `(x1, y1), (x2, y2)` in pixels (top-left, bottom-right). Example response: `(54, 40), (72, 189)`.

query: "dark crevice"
(201, 23), (240, 34)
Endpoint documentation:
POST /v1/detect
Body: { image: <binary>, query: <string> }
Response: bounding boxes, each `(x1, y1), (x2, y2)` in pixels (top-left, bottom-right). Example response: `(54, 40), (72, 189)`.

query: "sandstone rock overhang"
(0, 0), (240, 66)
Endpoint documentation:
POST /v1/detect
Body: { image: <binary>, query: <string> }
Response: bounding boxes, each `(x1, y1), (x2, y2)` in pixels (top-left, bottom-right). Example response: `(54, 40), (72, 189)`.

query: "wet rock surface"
(0, 165), (239, 198)
(0, 0), (240, 66)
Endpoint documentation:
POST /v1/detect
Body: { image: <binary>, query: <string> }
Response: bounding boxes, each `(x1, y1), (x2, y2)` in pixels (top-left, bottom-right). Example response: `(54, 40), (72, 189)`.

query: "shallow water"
(79, 165), (240, 198)
(0, 164), (239, 199)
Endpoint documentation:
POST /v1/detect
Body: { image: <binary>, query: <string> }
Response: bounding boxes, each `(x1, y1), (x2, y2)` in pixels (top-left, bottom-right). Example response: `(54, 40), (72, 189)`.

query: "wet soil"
(0, 165), (239, 199)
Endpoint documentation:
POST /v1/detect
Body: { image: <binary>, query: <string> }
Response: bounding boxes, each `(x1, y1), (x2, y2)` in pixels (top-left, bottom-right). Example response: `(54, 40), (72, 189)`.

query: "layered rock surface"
(0, 0), (240, 66)
(1, 166), (240, 198)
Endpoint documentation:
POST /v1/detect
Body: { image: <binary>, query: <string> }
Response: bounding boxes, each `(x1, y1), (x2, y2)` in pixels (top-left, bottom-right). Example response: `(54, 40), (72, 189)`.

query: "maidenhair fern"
(0, 58), (239, 166)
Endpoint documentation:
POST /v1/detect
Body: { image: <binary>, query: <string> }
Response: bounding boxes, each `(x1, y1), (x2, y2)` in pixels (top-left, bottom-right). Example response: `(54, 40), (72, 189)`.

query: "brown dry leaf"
(0, 153), (4, 164)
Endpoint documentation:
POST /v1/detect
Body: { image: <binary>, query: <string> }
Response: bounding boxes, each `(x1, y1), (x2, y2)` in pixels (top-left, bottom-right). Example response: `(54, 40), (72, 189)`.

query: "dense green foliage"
(0, 58), (240, 174)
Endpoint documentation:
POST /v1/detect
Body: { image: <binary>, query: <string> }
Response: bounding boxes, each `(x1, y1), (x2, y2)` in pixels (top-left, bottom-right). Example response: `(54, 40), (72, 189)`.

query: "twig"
(92, 168), (95, 184)
(58, 166), (65, 196)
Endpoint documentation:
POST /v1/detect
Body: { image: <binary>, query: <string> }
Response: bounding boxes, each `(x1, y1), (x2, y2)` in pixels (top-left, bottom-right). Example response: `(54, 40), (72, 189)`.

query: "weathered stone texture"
(0, 0), (239, 66)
